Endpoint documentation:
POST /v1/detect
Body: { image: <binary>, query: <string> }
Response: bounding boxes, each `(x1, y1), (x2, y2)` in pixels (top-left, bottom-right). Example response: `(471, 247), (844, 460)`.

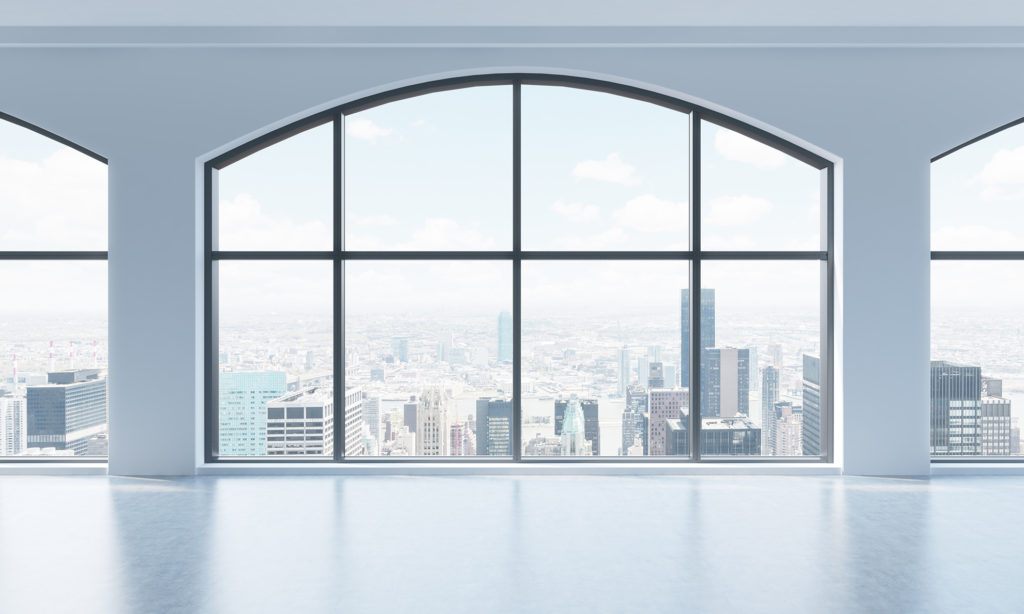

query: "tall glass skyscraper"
(680, 288), (715, 389)
(555, 397), (600, 455)
(218, 371), (287, 456)
(476, 397), (512, 456)
(26, 370), (107, 455)
(801, 355), (822, 457)
(930, 361), (981, 456)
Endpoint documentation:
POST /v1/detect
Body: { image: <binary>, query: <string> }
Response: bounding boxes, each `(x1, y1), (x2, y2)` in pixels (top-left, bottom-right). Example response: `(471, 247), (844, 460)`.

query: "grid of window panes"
(931, 121), (1024, 459)
(0, 116), (108, 459)
(209, 77), (831, 461)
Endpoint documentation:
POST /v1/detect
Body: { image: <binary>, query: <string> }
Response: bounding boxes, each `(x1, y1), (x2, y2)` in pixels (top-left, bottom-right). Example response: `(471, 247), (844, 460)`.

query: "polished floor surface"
(0, 475), (1020, 613)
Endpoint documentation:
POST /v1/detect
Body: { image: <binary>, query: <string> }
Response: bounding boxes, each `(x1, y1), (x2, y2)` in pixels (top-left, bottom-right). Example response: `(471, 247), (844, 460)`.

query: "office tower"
(680, 288), (715, 388)
(701, 416), (761, 455)
(980, 396), (1012, 456)
(648, 362), (665, 389)
(476, 397), (513, 456)
(403, 395), (418, 433)
(554, 397), (600, 455)
(0, 395), (27, 456)
(391, 336), (410, 363)
(416, 387), (448, 456)
(704, 348), (750, 418)
(665, 418), (689, 456)
(437, 333), (453, 363)
(982, 376), (1003, 398)
(449, 422), (468, 456)
(343, 386), (365, 457)
(760, 366), (780, 454)
(363, 396), (382, 446)
(766, 401), (803, 456)
(768, 343), (784, 369)
(930, 361), (982, 456)
(26, 370), (108, 456)
(265, 386), (334, 456)
(802, 355), (823, 457)
(1012, 418), (1021, 455)
(218, 371), (286, 456)
(622, 385), (648, 456)
(663, 364), (677, 389)
(648, 388), (688, 456)
(747, 347), (759, 392)
(648, 345), (662, 363)
(560, 396), (591, 456)
(498, 311), (513, 363)
(637, 354), (650, 388)
(304, 350), (314, 371)
(618, 346), (631, 395)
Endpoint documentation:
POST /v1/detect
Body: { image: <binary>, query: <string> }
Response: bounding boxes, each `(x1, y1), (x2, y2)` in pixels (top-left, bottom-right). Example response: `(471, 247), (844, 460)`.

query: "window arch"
(0, 112), (108, 460)
(206, 74), (833, 463)
(931, 117), (1024, 460)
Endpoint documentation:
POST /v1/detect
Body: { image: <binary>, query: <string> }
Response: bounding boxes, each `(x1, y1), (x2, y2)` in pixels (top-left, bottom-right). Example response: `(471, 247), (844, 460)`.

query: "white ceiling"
(2, 0), (1024, 27)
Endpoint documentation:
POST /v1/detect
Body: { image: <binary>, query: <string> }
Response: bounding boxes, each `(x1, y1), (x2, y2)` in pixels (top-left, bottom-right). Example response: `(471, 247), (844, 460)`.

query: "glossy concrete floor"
(0, 475), (1020, 613)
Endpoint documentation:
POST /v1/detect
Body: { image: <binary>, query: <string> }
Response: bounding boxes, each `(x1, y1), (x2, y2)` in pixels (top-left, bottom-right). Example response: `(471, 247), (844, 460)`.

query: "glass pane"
(0, 119), (107, 250)
(522, 86), (689, 251)
(344, 86), (512, 250)
(345, 261), (513, 457)
(0, 262), (107, 457)
(701, 121), (821, 251)
(699, 261), (821, 457)
(217, 261), (332, 457)
(521, 261), (687, 457)
(932, 261), (1022, 456)
(217, 122), (333, 251)
(932, 122), (1024, 250)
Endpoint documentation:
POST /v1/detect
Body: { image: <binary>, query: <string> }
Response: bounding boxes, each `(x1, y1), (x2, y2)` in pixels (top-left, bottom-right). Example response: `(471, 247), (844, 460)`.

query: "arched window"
(206, 75), (833, 463)
(932, 119), (1024, 459)
(0, 113), (108, 459)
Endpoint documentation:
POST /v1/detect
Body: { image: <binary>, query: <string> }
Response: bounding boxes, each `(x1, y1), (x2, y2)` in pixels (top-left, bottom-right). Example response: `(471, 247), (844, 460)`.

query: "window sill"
(931, 463), (1024, 476)
(0, 463), (107, 476)
(197, 462), (842, 476)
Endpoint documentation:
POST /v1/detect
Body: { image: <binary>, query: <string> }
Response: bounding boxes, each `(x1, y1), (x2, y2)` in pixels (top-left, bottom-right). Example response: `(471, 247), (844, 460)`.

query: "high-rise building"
(648, 388), (688, 456)
(637, 355), (650, 388)
(363, 396), (382, 446)
(0, 394), (27, 456)
(497, 311), (513, 363)
(618, 346), (631, 395)
(266, 386), (334, 456)
(437, 333), (453, 363)
(391, 336), (410, 363)
(663, 364), (677, 389)
(768, 343), (784, 369)
(648, 345), (662, 363)
(982, 376), (1003, 398)
(980, 396), (1012, 456)
(665, 418), (689, 456)
(648, 362), (665, 389)
(621, 385), (648, 456)
(560, 396), (591, 456)
(403, 395), (418, 433)
(680, 288), (715, 388)
(416, 387), (448, 456)
(704, 348), (750, 418)
(760, 366), (780, 454)
(554, 397), (600, 455)
(218, 371), (287, 456)
(701, 417), (761, 455)
(765, 401), (802, 456)
(343, 386), (365, 457)
(26, 370), (108, 456)
(476, 397), (512, 456)
(747, 347), (760, 392)
(802, 355), (822, 457)
(930, 361), (982, 456)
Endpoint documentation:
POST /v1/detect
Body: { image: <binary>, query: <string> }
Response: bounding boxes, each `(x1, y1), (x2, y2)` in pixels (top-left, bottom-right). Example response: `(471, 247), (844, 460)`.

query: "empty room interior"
(3, 2), (1024, 612)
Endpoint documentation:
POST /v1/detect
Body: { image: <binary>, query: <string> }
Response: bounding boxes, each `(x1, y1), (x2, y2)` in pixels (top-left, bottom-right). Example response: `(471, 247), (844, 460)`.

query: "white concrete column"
(107, 147), (199, 476)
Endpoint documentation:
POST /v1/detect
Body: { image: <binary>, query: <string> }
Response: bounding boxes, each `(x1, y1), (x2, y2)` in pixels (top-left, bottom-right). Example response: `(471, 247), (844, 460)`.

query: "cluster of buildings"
(930, 361), (1019, 456)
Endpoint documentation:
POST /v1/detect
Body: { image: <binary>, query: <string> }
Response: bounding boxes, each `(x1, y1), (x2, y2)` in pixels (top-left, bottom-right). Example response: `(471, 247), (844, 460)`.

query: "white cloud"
(348, 218), (498, 251)
(976, 146), (1024, 200)
(219, 193), (332, 250)
(557, 227), (629, 250)
(572, 153), (640, 186)
(350, 214), (397, 227)
(932, 225), (1020, 251)
(346, 117), (393, 142)
(551, 200), (600, 223)
(714, 129), (786, 169)
(612, 194), (687, 233)
(705, 195), (773, 227)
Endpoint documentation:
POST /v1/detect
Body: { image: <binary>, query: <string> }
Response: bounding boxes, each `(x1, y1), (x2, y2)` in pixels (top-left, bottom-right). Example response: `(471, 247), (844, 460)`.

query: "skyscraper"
(0, 394), (27, 456)
(701, 416), (761, 455)
(665, 418), (689, 456)
(637, 354), (650, 388)
(760, 366), (779, 455)
(930, 361), (982, 456)
(648, 362), (665, 389)
(560, 396), (591, 456)
(554, 397), (600, 455)
(802, 355), (822, 457)
(218, 371), (287, 456)
(618, 346), (631, 395)
(265, 386), (334, 456)
(497, 311), (513, 363)
(391, 336), (410, 363)
(343, 386), (366, 457)
(476, 397), (512, 456)
(403, 395), (418, 433)
(765, 401), (803, 456)
(680, 288), (715, 388)
(704, 348), (750, 418)
(363, 396), (382, 446)
(747, 347), (760, 392)
(416, 387), (448, 456)
(26, 370), (108, 456)
(648, 388), (688, 456)
(980, 396), (1012, 456)
(622, 385), (648, 456)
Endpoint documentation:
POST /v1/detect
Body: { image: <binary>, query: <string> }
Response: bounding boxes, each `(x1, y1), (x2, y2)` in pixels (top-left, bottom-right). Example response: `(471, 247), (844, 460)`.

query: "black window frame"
(204, 74), (834, 464)
(931, 115), (1024, 463)
(0, 111), (108, 464)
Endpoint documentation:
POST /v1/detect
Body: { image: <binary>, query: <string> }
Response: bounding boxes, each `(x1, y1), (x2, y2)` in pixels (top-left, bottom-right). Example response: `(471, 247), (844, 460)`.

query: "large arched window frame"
(205, 74), (834, 464)
(0, 111), (108, 463)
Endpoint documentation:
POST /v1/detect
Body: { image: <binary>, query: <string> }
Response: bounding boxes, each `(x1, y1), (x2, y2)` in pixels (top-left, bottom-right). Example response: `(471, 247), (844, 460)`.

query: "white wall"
(2, 43), (1023, 476)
